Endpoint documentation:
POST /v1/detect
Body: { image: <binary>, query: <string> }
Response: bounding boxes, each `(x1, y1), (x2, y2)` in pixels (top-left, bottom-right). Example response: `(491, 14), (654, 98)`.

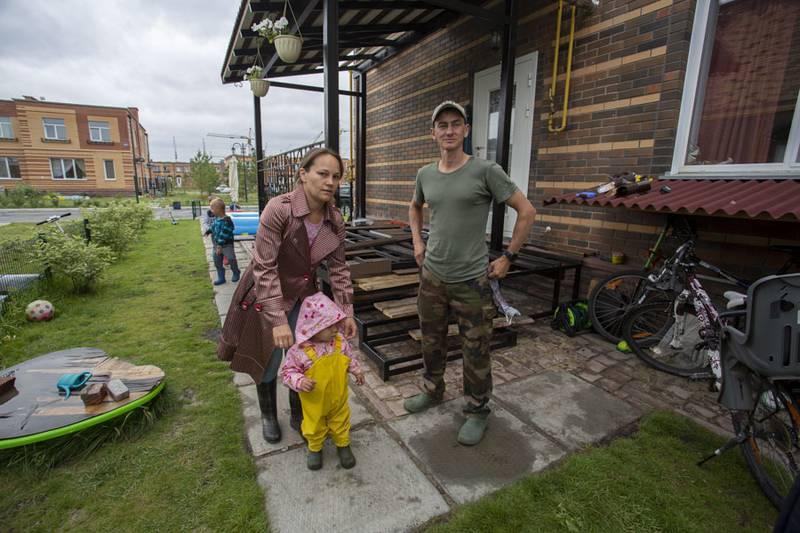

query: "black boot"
(289, 389), (303, 433)
(256, 381), (281, 443)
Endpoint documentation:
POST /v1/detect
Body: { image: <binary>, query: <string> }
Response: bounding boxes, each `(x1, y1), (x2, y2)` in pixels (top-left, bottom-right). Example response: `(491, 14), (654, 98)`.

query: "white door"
(472, 52), (537, 237)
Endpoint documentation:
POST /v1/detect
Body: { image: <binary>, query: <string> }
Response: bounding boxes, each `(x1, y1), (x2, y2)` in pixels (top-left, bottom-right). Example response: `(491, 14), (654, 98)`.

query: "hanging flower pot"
(250, 78), (270, 97)
(274, 34), (303, 64)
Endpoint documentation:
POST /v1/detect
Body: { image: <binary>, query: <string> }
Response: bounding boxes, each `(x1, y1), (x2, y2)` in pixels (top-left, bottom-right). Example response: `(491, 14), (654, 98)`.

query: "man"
(405, 101), (536, 446)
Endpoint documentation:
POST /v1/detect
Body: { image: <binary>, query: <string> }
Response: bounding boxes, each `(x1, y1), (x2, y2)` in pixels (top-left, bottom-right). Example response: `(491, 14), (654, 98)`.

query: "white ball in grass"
(25, 300), (55, 322)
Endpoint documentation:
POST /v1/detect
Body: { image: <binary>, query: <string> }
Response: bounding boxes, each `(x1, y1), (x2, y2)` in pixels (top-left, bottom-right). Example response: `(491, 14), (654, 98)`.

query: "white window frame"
(0, 117), (13, 139)
(671, 0), (800, 178)
(103, 159), (116, 180)
(50, 158), (86, 180)
(0, 156), (21, 179)
(43, 118), (67, 141)
(89, 120), (111, 142)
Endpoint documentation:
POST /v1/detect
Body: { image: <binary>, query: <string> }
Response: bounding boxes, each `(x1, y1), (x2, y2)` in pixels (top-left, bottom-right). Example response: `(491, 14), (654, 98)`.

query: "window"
(673, 0), (800, 175)
(89, 120), (111, 142)
(50, 158), (85, 180)
(43, 118), (67, 140)
(103, 160), (116, 180)
(0, 117), (13, 139)
(0, 156), (21, 179)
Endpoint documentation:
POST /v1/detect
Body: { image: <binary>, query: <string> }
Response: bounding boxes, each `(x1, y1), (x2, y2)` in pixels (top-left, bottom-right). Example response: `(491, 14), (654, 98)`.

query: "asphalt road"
(0, 207), (195, 225)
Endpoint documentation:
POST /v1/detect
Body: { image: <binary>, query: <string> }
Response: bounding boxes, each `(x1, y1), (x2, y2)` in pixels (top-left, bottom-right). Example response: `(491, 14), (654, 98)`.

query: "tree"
(190, 151), (220, 196)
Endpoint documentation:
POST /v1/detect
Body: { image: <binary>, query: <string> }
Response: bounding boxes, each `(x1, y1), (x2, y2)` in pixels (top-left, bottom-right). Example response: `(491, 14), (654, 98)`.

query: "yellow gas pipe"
(548, 0), (577, 133)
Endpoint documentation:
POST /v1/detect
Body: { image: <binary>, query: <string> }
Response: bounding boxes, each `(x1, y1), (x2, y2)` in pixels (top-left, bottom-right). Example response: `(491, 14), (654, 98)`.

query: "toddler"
(280, 292), (364, 470)
(208, 198), (240, 285)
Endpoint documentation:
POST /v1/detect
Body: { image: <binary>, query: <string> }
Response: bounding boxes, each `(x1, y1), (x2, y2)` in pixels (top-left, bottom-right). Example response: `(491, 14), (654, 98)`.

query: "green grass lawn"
(0, 222), (36, 243)
(426, 411), (778, 533)
(0, 221), (267, 531)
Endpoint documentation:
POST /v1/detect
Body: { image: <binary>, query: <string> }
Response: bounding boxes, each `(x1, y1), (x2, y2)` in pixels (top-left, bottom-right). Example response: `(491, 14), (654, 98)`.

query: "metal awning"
(221, 0), (519, 254)
(221, 0), (503, 83)
(543, 178), (800, 221)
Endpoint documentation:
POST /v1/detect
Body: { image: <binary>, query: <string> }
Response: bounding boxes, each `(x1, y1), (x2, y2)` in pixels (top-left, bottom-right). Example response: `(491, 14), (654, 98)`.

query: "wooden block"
(81, 383), (108, 406)
(348, 257), (392, 279)
(106, 379), (130, 401)
(407, 316), (535, 341)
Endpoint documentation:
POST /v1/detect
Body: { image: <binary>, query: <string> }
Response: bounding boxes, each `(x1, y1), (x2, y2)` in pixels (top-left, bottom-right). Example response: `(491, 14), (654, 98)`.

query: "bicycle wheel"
(589, 271), (667, 343)
(733, 385), (800, 508)
(621, 301), (710, 376)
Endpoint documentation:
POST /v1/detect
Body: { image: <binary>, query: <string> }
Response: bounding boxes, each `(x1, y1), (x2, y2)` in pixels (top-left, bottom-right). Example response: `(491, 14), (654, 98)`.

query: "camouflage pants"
(417, 267), (496, 412)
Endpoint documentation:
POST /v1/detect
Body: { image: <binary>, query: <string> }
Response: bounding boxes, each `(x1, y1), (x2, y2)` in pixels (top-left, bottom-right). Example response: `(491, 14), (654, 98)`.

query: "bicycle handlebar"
(35, 212), (72, 225)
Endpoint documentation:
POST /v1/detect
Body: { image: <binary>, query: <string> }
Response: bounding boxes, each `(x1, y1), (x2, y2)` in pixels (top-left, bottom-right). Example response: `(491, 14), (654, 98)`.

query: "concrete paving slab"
(256, 424), (449, 533)
(389, 400), (565, 504)
(493, 372), (641, 450)
(213, 287), (234, 314)
(240, 384), (374, 457)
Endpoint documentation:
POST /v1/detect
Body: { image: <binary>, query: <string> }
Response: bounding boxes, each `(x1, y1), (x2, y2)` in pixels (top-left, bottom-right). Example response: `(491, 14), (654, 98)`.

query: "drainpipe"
(547, 0), (577, 133)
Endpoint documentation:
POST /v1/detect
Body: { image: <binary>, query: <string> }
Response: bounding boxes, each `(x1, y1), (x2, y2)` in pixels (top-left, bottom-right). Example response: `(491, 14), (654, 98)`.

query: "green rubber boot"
(337, 445), (356, 469)
(403, 392), (442, 414)
(307, 450), (323, 471)
(457, 413), (489, 446)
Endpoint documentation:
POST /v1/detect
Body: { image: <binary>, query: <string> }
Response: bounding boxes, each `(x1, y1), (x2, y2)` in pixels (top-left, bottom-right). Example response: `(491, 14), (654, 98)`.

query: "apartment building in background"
(0, 96), (149, 196)
(151, 160), (192, 188)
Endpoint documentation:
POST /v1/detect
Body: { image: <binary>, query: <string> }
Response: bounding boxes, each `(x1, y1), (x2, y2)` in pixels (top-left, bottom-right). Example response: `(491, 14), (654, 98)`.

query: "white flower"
(274, 16), (289, 30)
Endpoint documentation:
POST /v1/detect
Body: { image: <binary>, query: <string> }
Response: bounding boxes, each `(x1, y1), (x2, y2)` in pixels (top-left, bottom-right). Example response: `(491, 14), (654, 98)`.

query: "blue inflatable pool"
(229, 212), (259, 236)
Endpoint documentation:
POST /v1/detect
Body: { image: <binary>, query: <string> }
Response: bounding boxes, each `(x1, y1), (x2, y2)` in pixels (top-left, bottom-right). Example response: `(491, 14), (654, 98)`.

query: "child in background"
(280, 292), (364, 470)
(209, 198), (240, 285)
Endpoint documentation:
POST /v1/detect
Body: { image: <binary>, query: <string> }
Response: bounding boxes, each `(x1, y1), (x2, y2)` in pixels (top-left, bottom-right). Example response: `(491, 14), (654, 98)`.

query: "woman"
(218, 147), (356, 443)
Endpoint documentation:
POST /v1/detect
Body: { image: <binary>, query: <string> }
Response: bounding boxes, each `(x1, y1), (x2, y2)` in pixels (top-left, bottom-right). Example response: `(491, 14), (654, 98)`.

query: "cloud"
(0, 0), (352, 162)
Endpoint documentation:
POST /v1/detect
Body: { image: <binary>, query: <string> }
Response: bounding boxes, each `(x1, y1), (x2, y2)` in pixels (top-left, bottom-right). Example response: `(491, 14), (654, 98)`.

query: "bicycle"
(697, 273), (800, 509)
(588, 215), (694, 343)
(620, 239), (749, 378)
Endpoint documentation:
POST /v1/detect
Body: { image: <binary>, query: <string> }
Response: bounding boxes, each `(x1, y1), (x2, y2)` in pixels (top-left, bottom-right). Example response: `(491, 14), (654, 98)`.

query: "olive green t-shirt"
(414, 156), (518, 283)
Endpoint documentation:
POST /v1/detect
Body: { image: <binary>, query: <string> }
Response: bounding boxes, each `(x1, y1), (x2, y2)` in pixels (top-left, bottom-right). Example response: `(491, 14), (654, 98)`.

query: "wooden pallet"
(407, 316), (535, 341)
(355, 273), (420, 291)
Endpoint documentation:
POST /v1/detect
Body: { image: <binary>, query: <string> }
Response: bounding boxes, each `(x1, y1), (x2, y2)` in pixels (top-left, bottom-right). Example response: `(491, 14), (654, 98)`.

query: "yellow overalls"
(299, 335), (352, 452)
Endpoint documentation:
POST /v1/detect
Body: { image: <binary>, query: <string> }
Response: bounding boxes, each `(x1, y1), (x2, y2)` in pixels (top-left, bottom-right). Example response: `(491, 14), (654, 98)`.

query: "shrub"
(84, 207), (136, 254)
(7, 184), (46, 208)
(34, 231), (115, 293)
(49, 194), (60, 207)
(83, 202), (152, 253)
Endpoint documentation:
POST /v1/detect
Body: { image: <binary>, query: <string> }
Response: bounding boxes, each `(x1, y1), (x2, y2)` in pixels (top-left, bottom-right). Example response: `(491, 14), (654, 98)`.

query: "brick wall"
(362, 0), (800, 287)
(0, 99), (144, 196)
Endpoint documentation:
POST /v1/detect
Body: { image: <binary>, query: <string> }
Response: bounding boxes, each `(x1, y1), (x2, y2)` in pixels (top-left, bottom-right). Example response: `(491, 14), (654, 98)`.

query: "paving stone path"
(205, 236), (727, 532)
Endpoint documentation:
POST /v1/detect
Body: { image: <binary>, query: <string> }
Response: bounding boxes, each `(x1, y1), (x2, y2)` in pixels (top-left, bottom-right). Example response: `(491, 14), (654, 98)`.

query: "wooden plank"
(407, 316), (535, 341)
(372, 295), (419, 318)
(374, 297), (417, 312)
(355, 273), (419, 291)
(393, 267), (419, 275)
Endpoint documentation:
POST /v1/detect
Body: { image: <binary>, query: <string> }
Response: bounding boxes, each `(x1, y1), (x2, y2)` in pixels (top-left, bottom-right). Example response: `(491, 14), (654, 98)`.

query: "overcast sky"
(0, 0), (352, 162)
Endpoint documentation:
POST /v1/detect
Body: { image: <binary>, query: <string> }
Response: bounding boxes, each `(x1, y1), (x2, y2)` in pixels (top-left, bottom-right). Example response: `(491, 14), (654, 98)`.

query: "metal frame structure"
(221, 0), (516, 246)
(263, 141), (324, 200)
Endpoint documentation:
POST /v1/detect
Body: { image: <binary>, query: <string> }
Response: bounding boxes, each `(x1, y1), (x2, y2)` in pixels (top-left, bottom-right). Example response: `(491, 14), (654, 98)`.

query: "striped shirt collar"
(289, 185), (334, 222)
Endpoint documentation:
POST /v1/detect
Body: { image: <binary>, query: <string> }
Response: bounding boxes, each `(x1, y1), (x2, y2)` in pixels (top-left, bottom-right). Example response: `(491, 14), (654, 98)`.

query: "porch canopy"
(543, 178), (800, 222)
(220, 0), (519, 251)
